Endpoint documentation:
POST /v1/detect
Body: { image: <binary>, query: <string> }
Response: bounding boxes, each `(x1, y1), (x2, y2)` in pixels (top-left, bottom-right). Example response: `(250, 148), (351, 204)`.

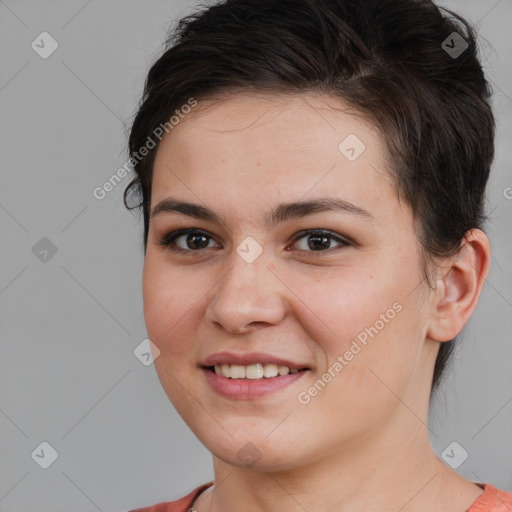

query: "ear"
(427, 229), (491, 342)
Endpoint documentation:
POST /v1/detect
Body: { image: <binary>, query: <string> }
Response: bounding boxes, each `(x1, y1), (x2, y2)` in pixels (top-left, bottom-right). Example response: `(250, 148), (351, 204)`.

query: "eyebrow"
(150, 196), (373, 230)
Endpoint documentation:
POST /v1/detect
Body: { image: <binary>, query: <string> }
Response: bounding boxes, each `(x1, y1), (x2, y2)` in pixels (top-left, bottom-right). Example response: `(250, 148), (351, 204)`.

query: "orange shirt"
(129, 481), (512, 512)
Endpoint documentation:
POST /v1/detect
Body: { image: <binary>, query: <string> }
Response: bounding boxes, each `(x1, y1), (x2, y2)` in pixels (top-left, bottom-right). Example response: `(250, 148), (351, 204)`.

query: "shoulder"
(467, 483), (512, 512)
(128, 482), (214, 512)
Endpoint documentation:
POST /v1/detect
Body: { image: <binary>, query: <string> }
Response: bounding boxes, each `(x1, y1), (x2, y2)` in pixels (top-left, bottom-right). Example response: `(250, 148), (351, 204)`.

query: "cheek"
(142, 255), (202, 358)
(142, 256), (205, 414)
(292, 269), (401, 355)
(293, 266), (423, 396)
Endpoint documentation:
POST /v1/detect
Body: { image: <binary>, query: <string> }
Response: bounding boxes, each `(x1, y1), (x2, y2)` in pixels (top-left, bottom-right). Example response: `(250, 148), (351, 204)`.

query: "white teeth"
(245, 364), (264, 379)
(230, 364), (246, 379)
(278, 366), (290, 376)
(263, 363), (279, 378)
(212, 363), (303, 379)
(221, 364), (230, 378)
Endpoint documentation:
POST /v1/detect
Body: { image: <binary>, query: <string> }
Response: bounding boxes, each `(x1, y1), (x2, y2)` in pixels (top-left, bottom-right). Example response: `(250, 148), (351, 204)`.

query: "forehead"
(150, 92), (403, 226)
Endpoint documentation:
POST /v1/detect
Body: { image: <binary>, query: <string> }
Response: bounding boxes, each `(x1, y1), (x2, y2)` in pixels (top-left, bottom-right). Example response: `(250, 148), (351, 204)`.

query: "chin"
(196, 427), (312, 472)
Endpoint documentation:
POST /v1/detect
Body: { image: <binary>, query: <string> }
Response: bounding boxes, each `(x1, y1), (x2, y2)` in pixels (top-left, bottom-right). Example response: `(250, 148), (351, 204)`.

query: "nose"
(205, 250), (288, 335)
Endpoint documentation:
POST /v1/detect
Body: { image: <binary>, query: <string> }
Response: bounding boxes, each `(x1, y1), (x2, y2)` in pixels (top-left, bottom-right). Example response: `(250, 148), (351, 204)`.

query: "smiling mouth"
(205, 363), (309, 380)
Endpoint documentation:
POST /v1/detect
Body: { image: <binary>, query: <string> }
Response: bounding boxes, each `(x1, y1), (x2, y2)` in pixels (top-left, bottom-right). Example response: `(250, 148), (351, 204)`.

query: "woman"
(125, 0), (512, 510)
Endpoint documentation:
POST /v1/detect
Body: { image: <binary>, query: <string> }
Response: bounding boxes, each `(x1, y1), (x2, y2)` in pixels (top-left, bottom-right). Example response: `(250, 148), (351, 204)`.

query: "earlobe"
(427, 229), (491, 342)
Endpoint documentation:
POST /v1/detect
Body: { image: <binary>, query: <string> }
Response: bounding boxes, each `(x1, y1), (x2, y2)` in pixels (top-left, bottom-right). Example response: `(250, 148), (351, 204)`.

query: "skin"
(142, 92), (491, 511)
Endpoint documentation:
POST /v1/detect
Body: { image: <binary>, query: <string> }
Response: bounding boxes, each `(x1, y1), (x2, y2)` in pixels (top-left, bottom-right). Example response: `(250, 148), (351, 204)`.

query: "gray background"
(0, 1), (510, 511)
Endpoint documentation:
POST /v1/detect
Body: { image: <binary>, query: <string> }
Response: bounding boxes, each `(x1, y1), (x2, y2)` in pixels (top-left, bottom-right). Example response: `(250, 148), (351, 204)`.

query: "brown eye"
(290, 229), (350, 253)
(158, 229), (220, 253)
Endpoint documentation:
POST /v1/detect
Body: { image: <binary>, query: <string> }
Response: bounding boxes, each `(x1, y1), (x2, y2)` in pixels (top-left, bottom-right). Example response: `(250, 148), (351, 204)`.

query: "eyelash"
(157, 228), (351, 256)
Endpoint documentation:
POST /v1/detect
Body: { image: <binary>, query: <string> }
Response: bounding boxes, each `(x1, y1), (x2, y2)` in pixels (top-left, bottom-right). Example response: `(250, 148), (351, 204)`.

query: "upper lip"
(201, 352), (310, 370)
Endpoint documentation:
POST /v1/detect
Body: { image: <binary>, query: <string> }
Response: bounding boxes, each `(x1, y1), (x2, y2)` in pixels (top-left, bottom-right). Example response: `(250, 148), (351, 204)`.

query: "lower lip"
(202, 368), (308, 399)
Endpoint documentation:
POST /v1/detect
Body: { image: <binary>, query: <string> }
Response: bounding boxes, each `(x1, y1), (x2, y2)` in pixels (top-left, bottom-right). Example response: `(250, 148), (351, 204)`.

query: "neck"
(196, 409), (474, 512)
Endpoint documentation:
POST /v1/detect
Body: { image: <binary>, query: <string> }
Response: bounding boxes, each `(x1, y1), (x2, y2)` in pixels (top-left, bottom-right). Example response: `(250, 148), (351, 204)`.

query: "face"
(143, 92), (438, 471)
